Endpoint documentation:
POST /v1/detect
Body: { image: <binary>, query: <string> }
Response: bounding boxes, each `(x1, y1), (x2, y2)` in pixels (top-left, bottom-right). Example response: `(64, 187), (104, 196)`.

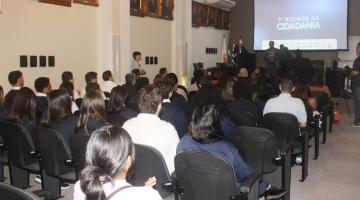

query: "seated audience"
(228, 80), (259, 120)
(237, 67), (249, 79)
(73, 125), (161, 200)
(165, 73), (188, 101)
(85, 82), (101, 94)
(34, 77), (52, 122)
(133, 69), (150, 91)
(0, 86), (7, 122)
(263, 79), (307, 127)
(165, 73), (189, 114)
(177, 104), (286, 199)
(80, 71), (98, 97)
(107, 86), (138, 124)
(151, 74), (162, 88)
(220, 77), (235, 101)
(101, 70), (118, 94)
(40, 89), (78, 142)
(122, 73), (138, 110)
(62, 71), (80, 99)
(6, 87), (37, 133)
(122, 86), (179, 173)
(4, 70), (24, 110)
(157, 81), (187, 138)
(292, 81), (317, 110)
(59, 82), (79, 114)
(309, 72), (332, 98)
(159, 67), (168, 79)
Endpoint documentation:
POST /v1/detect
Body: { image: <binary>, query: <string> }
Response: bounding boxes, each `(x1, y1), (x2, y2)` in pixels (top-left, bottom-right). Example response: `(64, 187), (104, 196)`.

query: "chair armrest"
(240, 171), (261, 193)
(64, 159), (79, 168)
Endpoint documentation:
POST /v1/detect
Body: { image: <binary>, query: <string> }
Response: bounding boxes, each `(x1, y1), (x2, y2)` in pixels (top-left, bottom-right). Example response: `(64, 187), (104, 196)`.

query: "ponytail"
(80, 166), (113, 200)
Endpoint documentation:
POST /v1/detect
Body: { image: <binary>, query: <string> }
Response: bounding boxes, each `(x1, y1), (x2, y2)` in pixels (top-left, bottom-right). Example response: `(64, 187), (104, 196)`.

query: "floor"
(2, 99), (359, 200)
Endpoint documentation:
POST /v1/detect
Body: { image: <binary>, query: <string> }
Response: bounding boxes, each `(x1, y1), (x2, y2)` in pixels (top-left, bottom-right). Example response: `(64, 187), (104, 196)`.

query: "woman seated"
(292, 81), (317, 110)
(59, 81), (79, 114)
(309, 72), (332, 98)
(40, 89), (78, 142)
(177, 104), (286, 199)
(73, 125), (161, 200)
(6, 87), (37, 133)
(107, 86), (138, 125)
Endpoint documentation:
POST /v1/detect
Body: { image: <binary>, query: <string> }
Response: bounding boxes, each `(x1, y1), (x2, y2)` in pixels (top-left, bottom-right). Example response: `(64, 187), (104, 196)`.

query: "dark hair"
(189, 104), (223, 144)
(41, 89), (72, 126)
(159, 68), (167, 75)
(34, 77), (50, 93)
(75, 92), (106, 135)
(107, 86), (128, 112)
(125, 73), (135, 84)
(7, 87), (36, 123)
(157, 81), (173, 99)
(62, 71), (73, 83)
(279, 79), (294, 93)
(59, 82), (75, 99)
(292, 81), (310, 103)
(0, 85), (4, 106)
(131, 69), (140, 76)
(233, 80), (252, 100)
(311, 71), (324, 87)
(86, 83), (101, 94)
(8, 70), (22, 86)
(80, 125), (134, 200)
(102, 70), (112, 81)
(85, 72), (98, 84)
(138, 86), (162, 114)
(295, 49), (302, 58)
(153, 74), (162, 86)
(165, 73), (178, 86)
(190, 85), (227, 116)
(133, 51), (141, 59)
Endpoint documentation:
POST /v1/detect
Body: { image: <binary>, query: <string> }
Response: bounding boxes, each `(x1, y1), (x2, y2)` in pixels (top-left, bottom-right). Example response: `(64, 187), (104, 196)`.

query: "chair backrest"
(229, 111), (257, 127)
(174, 152), (238, 200)
(0, 183), (41, 200)
(32, 127), (72, 177)
(0, 122), (36, 167)
(261, 113), (299, 149)
(311, 91), (330, 112)
(106, 114), (128, 127)
(69, 134), (89, 171)
(128, 144), (171, 198)
(230, 127), (278, 174)
(75, 98), (82, 109)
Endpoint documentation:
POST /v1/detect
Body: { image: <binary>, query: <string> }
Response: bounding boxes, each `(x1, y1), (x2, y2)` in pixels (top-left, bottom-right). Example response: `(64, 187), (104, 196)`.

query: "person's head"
(133, 51), (142, 61)
(107, 86), (128, 112)
(138, 86), (162, 115)
(76, 91), (106, 135)
(280, 44), (285, 49)
(34, 77), (52, 94)
(0, 86), (4, 106)
(102, 70), (113, 82)
(8, 70), (24, 87)
(165, 73), (178, 88)
(292, 81), (310, 102)
(125, 73), (136, 85)
(311, 72), (324, 87)
(279, 79), (294, 94)
(238, 67), (249, 78)
(191, 84), (227, 116)
(41, 89), (72, 126)
(239, 37), (244, 46)
(131, 69), (141, 79)
(85, 72), (98, 84)
(157, 81), (173, 100)
(80, 125), (135, 200)
(159, 68), (168, 77)
(59, 82), (75, 99)
(295, 49), (302, 58)
(153, 74), (162, 86)
(357, 42), (360, 56)
(85, 83), (101, 94)
(269, 41), (275, 48)
(62, 71), (74, 83)
(233, 80), (252, 100)
(7, 87), (36, 123)
(189, 104), (223, 144)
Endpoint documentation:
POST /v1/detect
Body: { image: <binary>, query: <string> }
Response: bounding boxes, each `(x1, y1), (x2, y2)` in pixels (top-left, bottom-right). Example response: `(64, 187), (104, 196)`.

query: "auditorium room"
(1, 0), (360, 199)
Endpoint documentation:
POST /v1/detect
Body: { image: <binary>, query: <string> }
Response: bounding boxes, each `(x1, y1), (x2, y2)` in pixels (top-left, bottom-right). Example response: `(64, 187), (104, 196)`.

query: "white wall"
(0, 0), (99, 92)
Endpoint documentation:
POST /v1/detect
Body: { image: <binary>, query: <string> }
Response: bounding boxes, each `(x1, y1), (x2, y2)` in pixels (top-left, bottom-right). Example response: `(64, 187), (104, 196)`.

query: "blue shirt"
(176, 134), (252, 187)
(221, 117), (237, 138)
(352, 56), (360, 87)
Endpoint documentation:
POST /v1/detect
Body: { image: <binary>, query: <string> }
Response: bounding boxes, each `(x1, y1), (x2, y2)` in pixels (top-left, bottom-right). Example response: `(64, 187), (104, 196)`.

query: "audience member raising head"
(101, 70), (118, 94)
(4, 70), (24, 109)
(40, 89), (78, 141)
(62, 71), (74, 84)
(73, 125), (161, 200)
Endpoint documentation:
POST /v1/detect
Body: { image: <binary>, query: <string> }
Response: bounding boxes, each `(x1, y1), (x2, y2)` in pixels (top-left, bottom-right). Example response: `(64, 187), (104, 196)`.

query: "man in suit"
(264, 41), (280, 76)
(290, 49), (314, 84)
(4, 70), (24, 110)
(34, 77), (52, 123)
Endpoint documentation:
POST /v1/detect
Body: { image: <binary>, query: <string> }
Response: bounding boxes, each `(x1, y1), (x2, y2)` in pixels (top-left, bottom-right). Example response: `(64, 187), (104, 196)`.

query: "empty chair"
(230, 111), (257, 127)
(0, 183), (41, 200)
(174, 152), (260, 200)
(32, 127), (78, 199)
(128, 144), (172, 198)
(0, 122), (42, 189)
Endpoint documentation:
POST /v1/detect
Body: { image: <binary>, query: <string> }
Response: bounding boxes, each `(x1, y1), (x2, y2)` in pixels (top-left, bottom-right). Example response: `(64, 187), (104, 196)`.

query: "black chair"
(106, 114), (128, 127)
(230, 127), (288, 200)
(0, 131), (8, 182)
(229, 111), (257, 127)
(75, 98), (82, 109)
(174, 152), (260, 200)
(262, 113), (309, 196)
(311, 91), (333, 143)
(128, 144), (173, 198)
(0, 183), (41, 200)
(305, 104), (320, 160)
(0, 122), (43, 189)
(32, 127), (78, 199)
(69, 134), (89, 171)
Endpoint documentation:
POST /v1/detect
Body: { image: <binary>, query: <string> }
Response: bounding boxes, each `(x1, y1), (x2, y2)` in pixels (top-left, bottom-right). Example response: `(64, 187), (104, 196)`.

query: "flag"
(221, 34), (228, 63)
(231, 39), (239, 65)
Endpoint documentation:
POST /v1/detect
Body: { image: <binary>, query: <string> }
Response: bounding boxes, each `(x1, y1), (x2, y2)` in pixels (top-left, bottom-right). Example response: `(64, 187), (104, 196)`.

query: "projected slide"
(253, 0), (348, 50)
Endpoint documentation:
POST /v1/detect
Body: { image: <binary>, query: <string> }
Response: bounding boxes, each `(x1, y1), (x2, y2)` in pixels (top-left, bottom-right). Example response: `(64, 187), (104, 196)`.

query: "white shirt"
(131, 60), (141, 70)
(263, 93), (307, 124)
(11, 86), (21, 90)
(36, 92), (47, 97)
(73, 180), (161, 200)
(71, 101), (79, 113)
(122, 113), (179, 173)
(102, 81), (118, 94)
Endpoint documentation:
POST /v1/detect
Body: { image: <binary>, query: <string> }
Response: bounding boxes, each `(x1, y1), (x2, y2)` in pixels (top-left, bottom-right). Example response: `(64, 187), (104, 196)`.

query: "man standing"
(131, 51), (146, 75)
(351, 42), (360, 127)
(264, 41), (280, 76)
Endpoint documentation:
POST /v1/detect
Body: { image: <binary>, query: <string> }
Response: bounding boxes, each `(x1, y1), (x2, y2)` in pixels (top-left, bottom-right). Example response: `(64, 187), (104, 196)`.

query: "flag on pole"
(231, 39), (239, 65)
(221, 34), (228, 63)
